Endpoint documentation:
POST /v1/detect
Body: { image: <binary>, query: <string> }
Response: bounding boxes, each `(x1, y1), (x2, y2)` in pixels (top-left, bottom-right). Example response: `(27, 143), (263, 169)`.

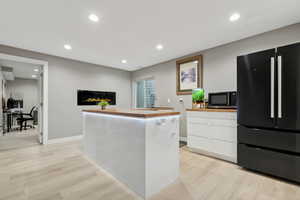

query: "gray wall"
(6, 78), (38, 113)
(1, 23), (300, 140)
(0, 45), (132, 139)
(132, 23), (300, 138)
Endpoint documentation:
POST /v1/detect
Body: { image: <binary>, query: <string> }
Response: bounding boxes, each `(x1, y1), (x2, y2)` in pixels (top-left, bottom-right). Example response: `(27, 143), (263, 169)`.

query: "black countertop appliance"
(207, 91), (237, 109)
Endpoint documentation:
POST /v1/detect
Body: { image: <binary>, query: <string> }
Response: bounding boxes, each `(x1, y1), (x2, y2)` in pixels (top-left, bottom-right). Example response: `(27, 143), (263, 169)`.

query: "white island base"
(82, 110), (180, 199)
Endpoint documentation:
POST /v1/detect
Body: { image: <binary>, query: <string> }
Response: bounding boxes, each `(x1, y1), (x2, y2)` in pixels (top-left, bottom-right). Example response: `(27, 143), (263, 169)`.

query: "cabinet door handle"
(278, 56), (282, 118)
(270, 57), (275, 118)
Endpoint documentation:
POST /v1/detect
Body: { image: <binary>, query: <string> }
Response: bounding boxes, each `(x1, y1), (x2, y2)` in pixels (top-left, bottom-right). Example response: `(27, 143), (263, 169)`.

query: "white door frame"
(0, 53), (49, 144)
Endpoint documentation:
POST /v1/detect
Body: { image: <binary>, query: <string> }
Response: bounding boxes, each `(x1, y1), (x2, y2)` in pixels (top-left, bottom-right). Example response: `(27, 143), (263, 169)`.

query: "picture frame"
(176, 55), (203, 95)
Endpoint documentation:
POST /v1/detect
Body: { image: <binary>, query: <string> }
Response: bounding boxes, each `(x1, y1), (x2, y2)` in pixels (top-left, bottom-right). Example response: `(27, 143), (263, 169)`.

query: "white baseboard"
(47, 135), (83, 144)
(180, 137), (187, 142)
(48, 135), (186, 144)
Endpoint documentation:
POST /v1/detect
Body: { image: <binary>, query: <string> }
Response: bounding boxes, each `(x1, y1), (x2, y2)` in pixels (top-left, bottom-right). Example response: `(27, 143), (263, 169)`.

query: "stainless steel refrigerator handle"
(278, 56), (282, 118)
(271, 57), (275, 118)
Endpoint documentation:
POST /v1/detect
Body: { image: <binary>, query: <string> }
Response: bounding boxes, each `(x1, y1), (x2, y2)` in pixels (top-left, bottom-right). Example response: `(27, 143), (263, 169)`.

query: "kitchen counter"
(83, 109), (179, 118)
(135, 107), (174, 111)
(186, 108), (237, 112)
(186, 108), (237, 163)
(82, 109), (180, 199)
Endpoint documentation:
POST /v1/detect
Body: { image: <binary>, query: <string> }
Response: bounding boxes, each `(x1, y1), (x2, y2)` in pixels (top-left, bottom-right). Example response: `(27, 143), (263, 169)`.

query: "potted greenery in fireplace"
(98, 99), (109, 110)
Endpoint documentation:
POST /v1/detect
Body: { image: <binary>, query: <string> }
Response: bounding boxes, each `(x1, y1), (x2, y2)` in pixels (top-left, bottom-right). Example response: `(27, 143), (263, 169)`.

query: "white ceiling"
(0, 0), (300, 71)
(0, 59), (40, 80)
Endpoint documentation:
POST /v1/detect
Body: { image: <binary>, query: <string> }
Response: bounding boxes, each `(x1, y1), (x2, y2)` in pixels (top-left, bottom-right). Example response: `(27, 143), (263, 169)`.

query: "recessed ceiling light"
(64, 44), (72, 50)
(229, 13), (240, 22)
(156, 44), (164, 50)
(89, 14), (99, 22)
(32, 75), (37, 78)
(34, 69), (39, 72)
(121, 60), (127, 64)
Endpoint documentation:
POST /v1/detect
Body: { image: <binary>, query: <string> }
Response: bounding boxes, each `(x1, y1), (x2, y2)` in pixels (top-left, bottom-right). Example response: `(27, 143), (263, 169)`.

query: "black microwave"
(207, 91), (237, 109)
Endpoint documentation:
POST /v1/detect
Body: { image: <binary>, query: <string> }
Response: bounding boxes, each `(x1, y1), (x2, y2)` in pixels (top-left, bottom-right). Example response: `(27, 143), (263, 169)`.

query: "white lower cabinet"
(187, 111), (237, 163)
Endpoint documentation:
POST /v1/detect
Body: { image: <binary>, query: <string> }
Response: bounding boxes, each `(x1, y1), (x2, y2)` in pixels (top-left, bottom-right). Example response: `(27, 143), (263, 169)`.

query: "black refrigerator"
(237, 42), (300, 183)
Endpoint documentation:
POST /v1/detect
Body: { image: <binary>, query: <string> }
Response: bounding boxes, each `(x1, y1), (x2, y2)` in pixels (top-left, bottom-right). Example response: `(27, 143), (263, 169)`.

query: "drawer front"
(188, 119), (237, 142)
(210, 125), (237, 143)
(188, 117), (237, 126)
(187, 122), (212, 139)
(188, 136), (212, 152)
(188, 124), (237, 142)
(188, 117), (213, 125)
(238, 125), (300, 153)
(187, 111), (237, 120)
(188, 136), (237, 160)
(212, 140), (237, 158)
(238, 144), (300, 183)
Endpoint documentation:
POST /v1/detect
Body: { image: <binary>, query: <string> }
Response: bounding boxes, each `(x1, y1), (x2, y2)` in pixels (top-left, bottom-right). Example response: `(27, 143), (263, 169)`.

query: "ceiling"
(0, 59), (40, 80)
(0, 0), (299, 71)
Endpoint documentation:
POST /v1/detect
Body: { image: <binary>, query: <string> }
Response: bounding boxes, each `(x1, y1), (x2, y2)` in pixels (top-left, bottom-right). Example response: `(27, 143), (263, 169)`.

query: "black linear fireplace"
(77, 90), (116, 106)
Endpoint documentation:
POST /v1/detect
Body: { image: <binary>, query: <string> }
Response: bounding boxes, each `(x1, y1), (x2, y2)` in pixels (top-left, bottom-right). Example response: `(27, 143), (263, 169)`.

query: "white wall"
(6, 78), (38, 113)
(48, 58), (131, 139)
(0, 46), (132, 140)
(132, 23), (300, 138)
(1, 23), (300, 140)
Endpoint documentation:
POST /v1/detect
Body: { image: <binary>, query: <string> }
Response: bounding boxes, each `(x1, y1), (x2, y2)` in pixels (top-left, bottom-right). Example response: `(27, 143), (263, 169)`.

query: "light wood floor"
(0, 141), (299, 200)
(0, 129), (39, 151)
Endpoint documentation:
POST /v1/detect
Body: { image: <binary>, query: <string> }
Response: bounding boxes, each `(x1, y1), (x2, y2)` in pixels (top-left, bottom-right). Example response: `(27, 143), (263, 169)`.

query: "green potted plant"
(192, 88), (205, 108)
(98, 99), (109, 110)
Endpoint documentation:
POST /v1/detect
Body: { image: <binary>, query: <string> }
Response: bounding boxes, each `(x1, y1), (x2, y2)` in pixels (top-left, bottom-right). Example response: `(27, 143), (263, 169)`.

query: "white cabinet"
(187, 110), (237, 163)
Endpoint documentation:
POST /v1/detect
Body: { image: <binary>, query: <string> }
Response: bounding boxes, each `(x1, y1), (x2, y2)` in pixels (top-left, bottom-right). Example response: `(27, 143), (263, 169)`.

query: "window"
(136, 79), (155, 108)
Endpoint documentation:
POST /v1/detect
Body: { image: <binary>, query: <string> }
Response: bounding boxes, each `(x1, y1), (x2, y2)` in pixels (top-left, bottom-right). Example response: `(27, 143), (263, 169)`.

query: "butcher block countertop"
(186, 108), (237, 112)
(83, 109), (180, 118)
(135, 107), (174, 111)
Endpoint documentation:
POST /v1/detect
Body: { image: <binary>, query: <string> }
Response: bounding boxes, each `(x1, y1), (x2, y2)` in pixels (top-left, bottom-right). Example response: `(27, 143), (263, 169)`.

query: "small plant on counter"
(192, 88), (205, 108)
(98, 100), (109, 110)
(192, 88), (205, 103)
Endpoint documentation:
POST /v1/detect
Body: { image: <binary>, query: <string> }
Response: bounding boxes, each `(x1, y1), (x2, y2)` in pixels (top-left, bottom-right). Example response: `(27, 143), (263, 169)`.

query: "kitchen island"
(82, 109), (180, 199)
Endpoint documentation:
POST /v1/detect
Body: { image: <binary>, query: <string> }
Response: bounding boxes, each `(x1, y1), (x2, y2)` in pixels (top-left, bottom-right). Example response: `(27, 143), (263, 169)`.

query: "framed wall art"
(176, 55), (203, 95)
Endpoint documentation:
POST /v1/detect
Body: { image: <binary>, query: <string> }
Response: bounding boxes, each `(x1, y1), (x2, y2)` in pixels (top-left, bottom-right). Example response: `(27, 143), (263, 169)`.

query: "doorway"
(0, 53), (48, 150)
